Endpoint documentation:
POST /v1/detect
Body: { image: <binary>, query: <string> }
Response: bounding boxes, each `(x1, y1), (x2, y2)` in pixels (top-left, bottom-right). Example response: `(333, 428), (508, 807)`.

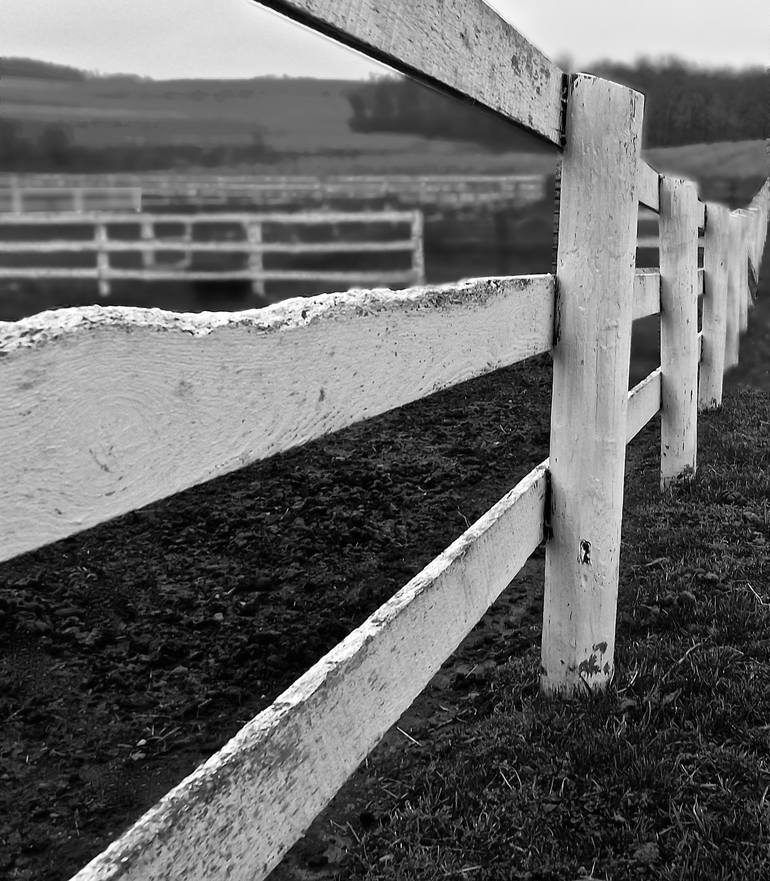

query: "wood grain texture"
(70, 462), (548, 881)
(0, 275), (554, 562)
(633, 269), (660, 320)
(698, 203), (730, 411)
(252, 0), (565, 145)
(626, 368), (661, 443)
(637, 161), (659, 211)
(659, 177), (700, 489)
(541, 74), (643, 695)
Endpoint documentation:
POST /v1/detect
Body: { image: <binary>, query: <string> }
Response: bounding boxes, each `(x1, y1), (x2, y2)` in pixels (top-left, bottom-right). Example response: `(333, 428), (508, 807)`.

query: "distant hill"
(1, 57), (765, 175)
(1, 57), (88, 82)
(0, 58), (551, 173)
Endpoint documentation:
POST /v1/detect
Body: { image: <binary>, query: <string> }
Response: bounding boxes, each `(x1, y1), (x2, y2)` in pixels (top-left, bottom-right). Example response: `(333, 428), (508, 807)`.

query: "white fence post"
(659, 177), (700, 489)
(540, 75), (643, 696)
(95, 223), (111, 297)
(247, 221), (265, 297)
(411, 210), (425, 284)
(181, 221), (193, 270)
(141, 220), (155, 268)
(736, 210), (750, 332)
(698, 203), (730, 411)
(724, 211), (743, 369)
(11, 183), (23, 214)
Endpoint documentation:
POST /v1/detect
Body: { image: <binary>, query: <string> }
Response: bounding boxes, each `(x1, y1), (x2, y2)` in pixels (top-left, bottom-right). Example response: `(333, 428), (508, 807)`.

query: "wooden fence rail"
(0, 1), (768, 879)
(0, 174), (547, 212)
(0, 185), (142, 214)
(0, 209), (425, 297)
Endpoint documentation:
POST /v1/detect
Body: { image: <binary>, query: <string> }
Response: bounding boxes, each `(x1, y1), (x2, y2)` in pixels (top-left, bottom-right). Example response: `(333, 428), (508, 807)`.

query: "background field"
(2, 65), (765, 183)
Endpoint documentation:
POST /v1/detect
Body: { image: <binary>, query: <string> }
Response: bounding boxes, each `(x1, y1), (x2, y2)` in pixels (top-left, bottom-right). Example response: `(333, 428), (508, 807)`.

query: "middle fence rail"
(0, 209), (425, 297)
(0, 0), (768, 879)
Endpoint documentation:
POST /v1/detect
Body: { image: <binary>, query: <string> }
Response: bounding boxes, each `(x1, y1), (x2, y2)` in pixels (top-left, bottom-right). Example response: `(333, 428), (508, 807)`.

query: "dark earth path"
(1, 244), (767, 881)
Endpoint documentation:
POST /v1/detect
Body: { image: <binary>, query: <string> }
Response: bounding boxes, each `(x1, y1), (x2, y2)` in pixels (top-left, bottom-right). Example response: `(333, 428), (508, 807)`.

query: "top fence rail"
(257, 0), (566, 145)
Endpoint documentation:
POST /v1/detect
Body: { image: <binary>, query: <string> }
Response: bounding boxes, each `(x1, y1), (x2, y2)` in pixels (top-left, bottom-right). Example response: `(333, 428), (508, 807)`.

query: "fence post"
(141, 220), (155, 268)
(411, 210), (425, 284)
(181, 221), (193, 270)
(540, 75), (643, 696)
(724, 211), (743, 369)
(659, 177), (700, 489)
(698, 203), (730, 411)
(736, 210), (751, 332)
(95, 223), (111, 297)
(247, 221), (265, 297)
(73, 188), (85, 213)
(11, 183), (23, 214)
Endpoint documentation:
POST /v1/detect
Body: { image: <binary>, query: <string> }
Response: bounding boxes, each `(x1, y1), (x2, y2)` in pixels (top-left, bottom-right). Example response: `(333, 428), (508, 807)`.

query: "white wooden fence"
(0, 209), (425, 297)
(0, 1), (768, 879)
(0, 185), (142, 214)
(0, 173), (546, 212)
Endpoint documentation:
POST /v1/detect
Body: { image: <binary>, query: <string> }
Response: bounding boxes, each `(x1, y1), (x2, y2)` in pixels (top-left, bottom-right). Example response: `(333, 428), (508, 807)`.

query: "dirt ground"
(0, 348), (558, 880)
(1, 224), (766, 881)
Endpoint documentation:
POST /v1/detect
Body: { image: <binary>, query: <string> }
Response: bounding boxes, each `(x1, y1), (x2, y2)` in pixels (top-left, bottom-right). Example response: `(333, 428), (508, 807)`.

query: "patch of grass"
(337, 388), (770, 881)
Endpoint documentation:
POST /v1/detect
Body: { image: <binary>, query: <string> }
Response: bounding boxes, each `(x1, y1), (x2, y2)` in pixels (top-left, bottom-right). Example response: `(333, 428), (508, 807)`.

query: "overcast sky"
(2, 0), (766, 79)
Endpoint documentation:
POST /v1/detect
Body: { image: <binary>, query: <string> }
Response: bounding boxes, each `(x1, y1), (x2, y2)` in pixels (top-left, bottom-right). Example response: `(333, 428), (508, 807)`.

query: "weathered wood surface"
(696, 200), (706, 230)
(0, 275), (554, 562)
(748, 180), (769, 265)
(541, 75), (643, 695)
(633, 269), (660, 320)
(734, 210), (750, 332)
(724, 211), (743, 369)
(637, 234), (706, 249)
(749, 206), (764, 276)
(659, 177), (700, 489)
(253, 0), (565, 145)
(70, 461), (548, 881)
(637, 161), (659, 211)
(698, 203), (730, 411)
(626, 368), (661, 443)
(631, 267), (701, 321)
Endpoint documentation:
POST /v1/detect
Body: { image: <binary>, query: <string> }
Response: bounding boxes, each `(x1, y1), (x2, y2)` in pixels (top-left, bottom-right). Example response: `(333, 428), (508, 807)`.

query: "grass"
(317, 388), (770, 881)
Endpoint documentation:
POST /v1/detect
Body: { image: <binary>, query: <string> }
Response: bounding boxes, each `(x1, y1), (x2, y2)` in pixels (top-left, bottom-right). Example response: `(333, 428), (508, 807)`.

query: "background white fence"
(0, 173), (546, 213)
(0, 209), (425, 297)
(0, 185), (142, 214)
(0, 0), (768, 879)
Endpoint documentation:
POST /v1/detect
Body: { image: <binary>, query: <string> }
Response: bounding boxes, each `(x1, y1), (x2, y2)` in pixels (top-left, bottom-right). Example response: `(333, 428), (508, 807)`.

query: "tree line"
(0, 121), (275, 172)
(347, 60), (768, 148)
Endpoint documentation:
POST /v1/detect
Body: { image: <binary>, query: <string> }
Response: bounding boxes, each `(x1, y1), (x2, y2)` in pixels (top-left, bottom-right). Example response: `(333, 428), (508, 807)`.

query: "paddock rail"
(0, 173), (547, 212)
(0, 209), (425, 297)
(0, 0), (768, 879)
